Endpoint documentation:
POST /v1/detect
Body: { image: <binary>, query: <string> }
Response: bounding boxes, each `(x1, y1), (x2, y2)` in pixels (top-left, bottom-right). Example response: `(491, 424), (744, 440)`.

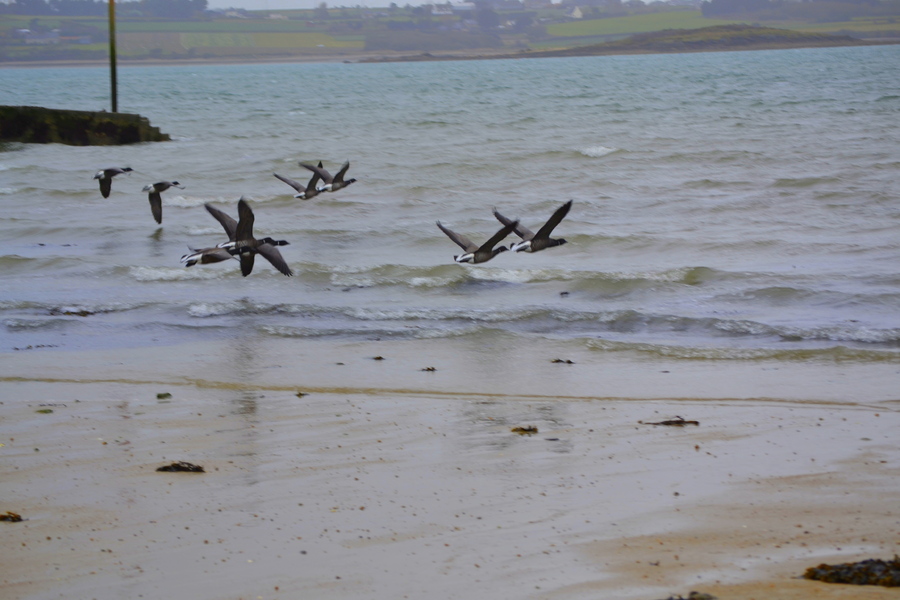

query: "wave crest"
(578, 145), (618, 158)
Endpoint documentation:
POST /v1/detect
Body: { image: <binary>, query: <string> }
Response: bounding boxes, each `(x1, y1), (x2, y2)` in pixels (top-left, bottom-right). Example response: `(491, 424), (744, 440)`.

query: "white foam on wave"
(799, 324), (900, 344)
(187, 225), (230, 236)
(346, 305), (537, 323)
(5, 318), (59, 329)
(167, 194), (279, 211)
(130, 266), (225, 282)
(579, 145), (618, 158)
(50, 301), (146, 314)
(188, 302), (235, 317)
(188, 298), (300, 318)
(466, 268), (531, 284)
(468, 267), (574, 284)
(346, 307), (432, 321)
(164, 195), (226, 209)
(603, 267), (697, 283)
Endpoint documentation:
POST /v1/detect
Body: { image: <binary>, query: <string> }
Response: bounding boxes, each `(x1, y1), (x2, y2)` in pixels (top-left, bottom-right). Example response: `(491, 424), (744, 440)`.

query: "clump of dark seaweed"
(803, 556), (900, 587)
(656, 592), (717, 600)
(156, 461), (205, 473)
(640, 416), (700, 426)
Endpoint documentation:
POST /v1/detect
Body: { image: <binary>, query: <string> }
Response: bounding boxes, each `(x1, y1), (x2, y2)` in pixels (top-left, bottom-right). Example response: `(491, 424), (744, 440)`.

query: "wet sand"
(2, 338), (899, 600)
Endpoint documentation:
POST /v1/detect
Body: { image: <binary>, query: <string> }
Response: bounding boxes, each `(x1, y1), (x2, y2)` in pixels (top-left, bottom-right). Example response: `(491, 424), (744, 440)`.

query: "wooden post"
(108, 0), (118, 113)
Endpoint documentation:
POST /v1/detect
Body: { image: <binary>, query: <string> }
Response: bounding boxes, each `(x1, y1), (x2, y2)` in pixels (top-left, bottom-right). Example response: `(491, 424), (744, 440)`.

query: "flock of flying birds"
(93, 160), (574, 277)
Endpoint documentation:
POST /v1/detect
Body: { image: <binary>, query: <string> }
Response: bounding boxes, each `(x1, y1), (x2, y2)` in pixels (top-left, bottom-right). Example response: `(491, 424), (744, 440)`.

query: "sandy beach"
(2, 338), (899, 600)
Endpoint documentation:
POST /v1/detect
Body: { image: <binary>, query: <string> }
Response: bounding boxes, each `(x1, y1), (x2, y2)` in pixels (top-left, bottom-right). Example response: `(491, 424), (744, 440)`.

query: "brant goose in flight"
(299, 161), (356, 193)
(492, 200), (572, 253)
(436, 219), (518, 264)
(217, 198), (292, 277)
(180, 203), (240, 267)
(141, 181), (184, 224)
(93, 167), (133, 198)
(273, 161), (324, 200)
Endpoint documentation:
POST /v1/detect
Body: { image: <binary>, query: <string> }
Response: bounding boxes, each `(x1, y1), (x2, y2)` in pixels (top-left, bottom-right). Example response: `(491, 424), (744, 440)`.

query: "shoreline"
(1, 37), (897, 69)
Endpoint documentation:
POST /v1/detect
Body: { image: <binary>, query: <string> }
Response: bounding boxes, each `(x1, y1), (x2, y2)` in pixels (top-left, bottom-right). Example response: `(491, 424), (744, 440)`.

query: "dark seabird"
(273, 161), (324, 200)
(492, 200), (573, 253)
(93, 167), (133, 198)
(217, 197), (292, 277)
(436, 219), (518, 264)
(180, 203), (240, 267)
(300, 161), (356, 193)
(141, 181), (184, 224)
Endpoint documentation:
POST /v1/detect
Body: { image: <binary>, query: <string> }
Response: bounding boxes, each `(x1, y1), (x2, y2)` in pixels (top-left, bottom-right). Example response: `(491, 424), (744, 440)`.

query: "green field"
(119, 20), (321, 33)
(788, 17), (900, 34)
(180, 31), (362, 49)
(546, 12), (745, 37)
(546, 11), (900, 38)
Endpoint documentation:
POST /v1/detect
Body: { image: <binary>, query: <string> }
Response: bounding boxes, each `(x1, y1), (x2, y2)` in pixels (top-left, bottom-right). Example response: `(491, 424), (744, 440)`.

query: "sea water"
(1, 46), (899, 362)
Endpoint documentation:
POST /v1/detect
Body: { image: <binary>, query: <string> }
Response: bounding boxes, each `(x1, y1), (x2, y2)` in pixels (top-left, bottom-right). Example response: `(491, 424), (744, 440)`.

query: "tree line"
(0, 0), (208, 18)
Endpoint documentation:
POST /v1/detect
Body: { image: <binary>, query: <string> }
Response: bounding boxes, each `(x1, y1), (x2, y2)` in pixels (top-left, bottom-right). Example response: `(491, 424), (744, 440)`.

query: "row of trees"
(0, 0), (207, 18)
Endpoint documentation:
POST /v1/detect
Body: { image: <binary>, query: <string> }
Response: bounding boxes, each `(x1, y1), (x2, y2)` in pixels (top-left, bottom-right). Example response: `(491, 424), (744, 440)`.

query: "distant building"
(23, 30), (61, 45)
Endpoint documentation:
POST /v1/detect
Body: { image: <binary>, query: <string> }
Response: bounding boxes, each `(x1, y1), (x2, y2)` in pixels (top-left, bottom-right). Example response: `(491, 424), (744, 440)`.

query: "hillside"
(361, 24), (893, 62)
(523, 24), (885, 57)
(2, 9), (898, 65)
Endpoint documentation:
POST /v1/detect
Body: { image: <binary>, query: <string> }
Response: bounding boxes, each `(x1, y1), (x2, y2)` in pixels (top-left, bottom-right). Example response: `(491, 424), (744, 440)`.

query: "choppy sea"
(1, 46), (899, 363)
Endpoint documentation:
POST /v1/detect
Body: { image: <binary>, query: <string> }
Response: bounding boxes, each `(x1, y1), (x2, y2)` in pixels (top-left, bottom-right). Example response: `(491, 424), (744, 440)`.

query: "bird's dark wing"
(492, 208), (534, 240)
(334, 161), (351, 183)
(99, 178), (112, 199)
(204, 203), (238, 240)
(149, 192), (162, 224)
(300, 162), (332, 184)
(533, 200), (573, 241)
(273, 173), (305, 193)
(436, 221), (477, 252)
(235, 198), (255, 241)
(257, 243), (293, 276)
(479, 220), (518, 253)
(304, 173), (320, 194)
(240, 251), (255, 277)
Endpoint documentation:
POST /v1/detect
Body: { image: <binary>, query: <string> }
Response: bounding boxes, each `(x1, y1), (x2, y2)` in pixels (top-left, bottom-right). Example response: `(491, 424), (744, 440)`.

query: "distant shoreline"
(2, 33), (897, 69)
(360, 37), (899, 63)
